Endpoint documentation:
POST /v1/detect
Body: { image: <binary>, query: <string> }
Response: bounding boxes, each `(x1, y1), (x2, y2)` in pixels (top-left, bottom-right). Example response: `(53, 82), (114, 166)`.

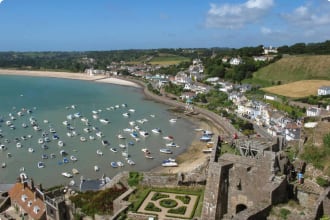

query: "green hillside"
(245, 55), (330, 86)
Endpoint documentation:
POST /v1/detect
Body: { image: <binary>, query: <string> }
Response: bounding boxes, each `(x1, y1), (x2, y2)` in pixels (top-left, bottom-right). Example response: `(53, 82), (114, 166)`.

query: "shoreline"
(0, 69), (231, 174)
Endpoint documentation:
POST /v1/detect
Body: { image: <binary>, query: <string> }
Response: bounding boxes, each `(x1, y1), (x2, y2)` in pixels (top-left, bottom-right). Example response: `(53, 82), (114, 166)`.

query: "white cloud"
(205, 0), (274, 29)
(0, 0), (4, 4)
(261, 27), (272, 35)
(282, 2), (330, 27)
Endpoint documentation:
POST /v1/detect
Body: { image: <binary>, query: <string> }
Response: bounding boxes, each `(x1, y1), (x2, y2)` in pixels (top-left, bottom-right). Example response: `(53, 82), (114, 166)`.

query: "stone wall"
(126, 212), (157, 220)
(313, 187), (330, 220)
(140, 172), (178, 187)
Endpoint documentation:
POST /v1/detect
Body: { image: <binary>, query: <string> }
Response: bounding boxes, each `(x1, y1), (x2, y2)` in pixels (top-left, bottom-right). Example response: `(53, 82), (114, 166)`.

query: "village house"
(180, 91), (196, 101)
(174, 71), (191, 84)
(306, 107), (321, 117)
(229, 57), (243, 65)
(264, 94), (278, 101)
(317, 86), (330, 96)
(218, 81), (233, 93)
(205, 77), (220, 85)
(263, 46), (278, 54)
(85, 68), (106, 76)
(9, 178), (46, 220)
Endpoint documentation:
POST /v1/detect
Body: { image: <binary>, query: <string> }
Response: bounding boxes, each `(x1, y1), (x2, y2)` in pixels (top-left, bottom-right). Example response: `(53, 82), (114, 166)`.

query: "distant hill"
(245, 55), (330, 87)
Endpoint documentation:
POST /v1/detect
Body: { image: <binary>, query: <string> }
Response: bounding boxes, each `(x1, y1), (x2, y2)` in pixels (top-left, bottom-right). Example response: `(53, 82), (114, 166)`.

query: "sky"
(0, 0), (330, 51)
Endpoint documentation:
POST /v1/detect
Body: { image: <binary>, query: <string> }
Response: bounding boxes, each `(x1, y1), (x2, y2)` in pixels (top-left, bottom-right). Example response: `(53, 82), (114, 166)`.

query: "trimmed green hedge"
(151, 192), (169, 201)
(159, 199), (178, 208)
(175, 195), (191, 204)
(168, 206), (187, 215)
(145, 202), (161, 212)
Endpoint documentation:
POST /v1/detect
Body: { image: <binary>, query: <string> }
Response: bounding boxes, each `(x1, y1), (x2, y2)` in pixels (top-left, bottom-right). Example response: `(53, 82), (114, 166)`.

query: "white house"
(317, 86), (330, 96)
(306, 107), (321, 117)
(174, 71), (191, 84)
(229, 57), (243, 66)
(263, 46), (278, 54)
(264, 94), (277, 101)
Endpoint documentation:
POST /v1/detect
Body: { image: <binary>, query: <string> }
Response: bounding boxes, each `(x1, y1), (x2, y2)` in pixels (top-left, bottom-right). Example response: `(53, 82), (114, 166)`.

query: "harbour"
(0, 74), (197, 188)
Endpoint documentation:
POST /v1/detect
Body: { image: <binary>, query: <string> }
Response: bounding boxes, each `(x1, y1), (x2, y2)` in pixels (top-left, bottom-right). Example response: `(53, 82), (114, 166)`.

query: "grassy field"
(262, 80), (330, 98)
(148, 53), (190, 65)
(246, 55), (330, 87)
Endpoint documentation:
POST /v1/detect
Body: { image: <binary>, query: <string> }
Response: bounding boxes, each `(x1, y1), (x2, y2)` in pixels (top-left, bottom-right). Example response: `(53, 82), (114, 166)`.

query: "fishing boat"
(110, 148), (118, 153)
(94, 165), (100, 171)
(151, 128), (162, 134)
(160, 148), (173, 154)
(110, 161), (118, 168)
(70, 155), (78, 161)
(99, 118), (110, 124)
(96, 149), (103, 156)
(61, 172), (73, 178)
(37, 161), (45, 168)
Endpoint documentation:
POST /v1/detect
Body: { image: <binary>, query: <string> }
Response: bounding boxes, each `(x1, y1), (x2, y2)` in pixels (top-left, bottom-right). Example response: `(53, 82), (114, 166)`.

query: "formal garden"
(137, 190), (200, 219)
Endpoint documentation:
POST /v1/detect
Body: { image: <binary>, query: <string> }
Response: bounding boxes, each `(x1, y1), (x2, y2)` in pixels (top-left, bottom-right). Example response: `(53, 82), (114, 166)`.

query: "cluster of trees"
(278, 40), (330, 55)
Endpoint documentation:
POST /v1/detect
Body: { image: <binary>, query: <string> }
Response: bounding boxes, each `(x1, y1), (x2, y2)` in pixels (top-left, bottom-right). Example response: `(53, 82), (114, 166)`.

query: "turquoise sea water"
(0, 75), (196, 187)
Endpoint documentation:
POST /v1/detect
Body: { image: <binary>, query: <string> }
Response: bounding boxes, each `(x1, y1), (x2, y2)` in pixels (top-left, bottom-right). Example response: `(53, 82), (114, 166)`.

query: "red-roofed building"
(8, 179), (46, 220)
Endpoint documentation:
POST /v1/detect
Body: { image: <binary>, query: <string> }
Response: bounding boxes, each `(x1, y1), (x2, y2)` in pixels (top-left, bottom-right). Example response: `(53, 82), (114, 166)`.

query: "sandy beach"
(0, 69), (221, 174)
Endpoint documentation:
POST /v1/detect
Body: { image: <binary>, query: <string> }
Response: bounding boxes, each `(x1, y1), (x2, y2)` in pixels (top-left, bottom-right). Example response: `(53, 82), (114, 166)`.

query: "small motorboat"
(70, 155), (78, 162)
(37, 161), (45, 168)
(99, 118), (110, 124)
(169, 118), (177, 123)
(58, 140), (64, 147)
(152, 128), (162, 134)
(1, 162), (6, 168)
(63, 157), (69, 164)
(163, 136), (174, 140)
(117, 161), (124, 167)
(101, 140), (109, 146)
(41, 154), (48, 159)
(61, 172), (73, 178)
(80, 136), (86, 142)
(165, 142), (178, 148)
(127, 159), (135, 165)
(110, 148), (118, 153)
(28, 148), (34, 153)
(94, 165), (100, 171)
(16, 142), (22, 148)
(160, 148), (173, 154)
(110, 162), (118, 168)
(96, 149), (103, 156)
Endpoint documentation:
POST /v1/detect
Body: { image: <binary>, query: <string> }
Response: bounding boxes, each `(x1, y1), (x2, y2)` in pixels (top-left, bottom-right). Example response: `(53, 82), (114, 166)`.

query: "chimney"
(38, 184), (43, 192)
(30, 178), (35, 190)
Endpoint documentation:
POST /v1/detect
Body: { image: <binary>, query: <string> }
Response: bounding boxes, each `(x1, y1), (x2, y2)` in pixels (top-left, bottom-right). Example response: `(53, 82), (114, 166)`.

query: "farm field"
(246, 55), (330, 86)
(262, 80), (330, 98)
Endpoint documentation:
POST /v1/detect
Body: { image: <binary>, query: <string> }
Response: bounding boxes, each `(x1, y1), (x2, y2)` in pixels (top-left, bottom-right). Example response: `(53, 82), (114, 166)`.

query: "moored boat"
(160, 148), (173, 154)
(110, 161), (118, 168)
(96, 149), (103, 156)
(37, 161), (45, 168)
(94, 165), (100, 171)
(62, 172), (73, 178)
